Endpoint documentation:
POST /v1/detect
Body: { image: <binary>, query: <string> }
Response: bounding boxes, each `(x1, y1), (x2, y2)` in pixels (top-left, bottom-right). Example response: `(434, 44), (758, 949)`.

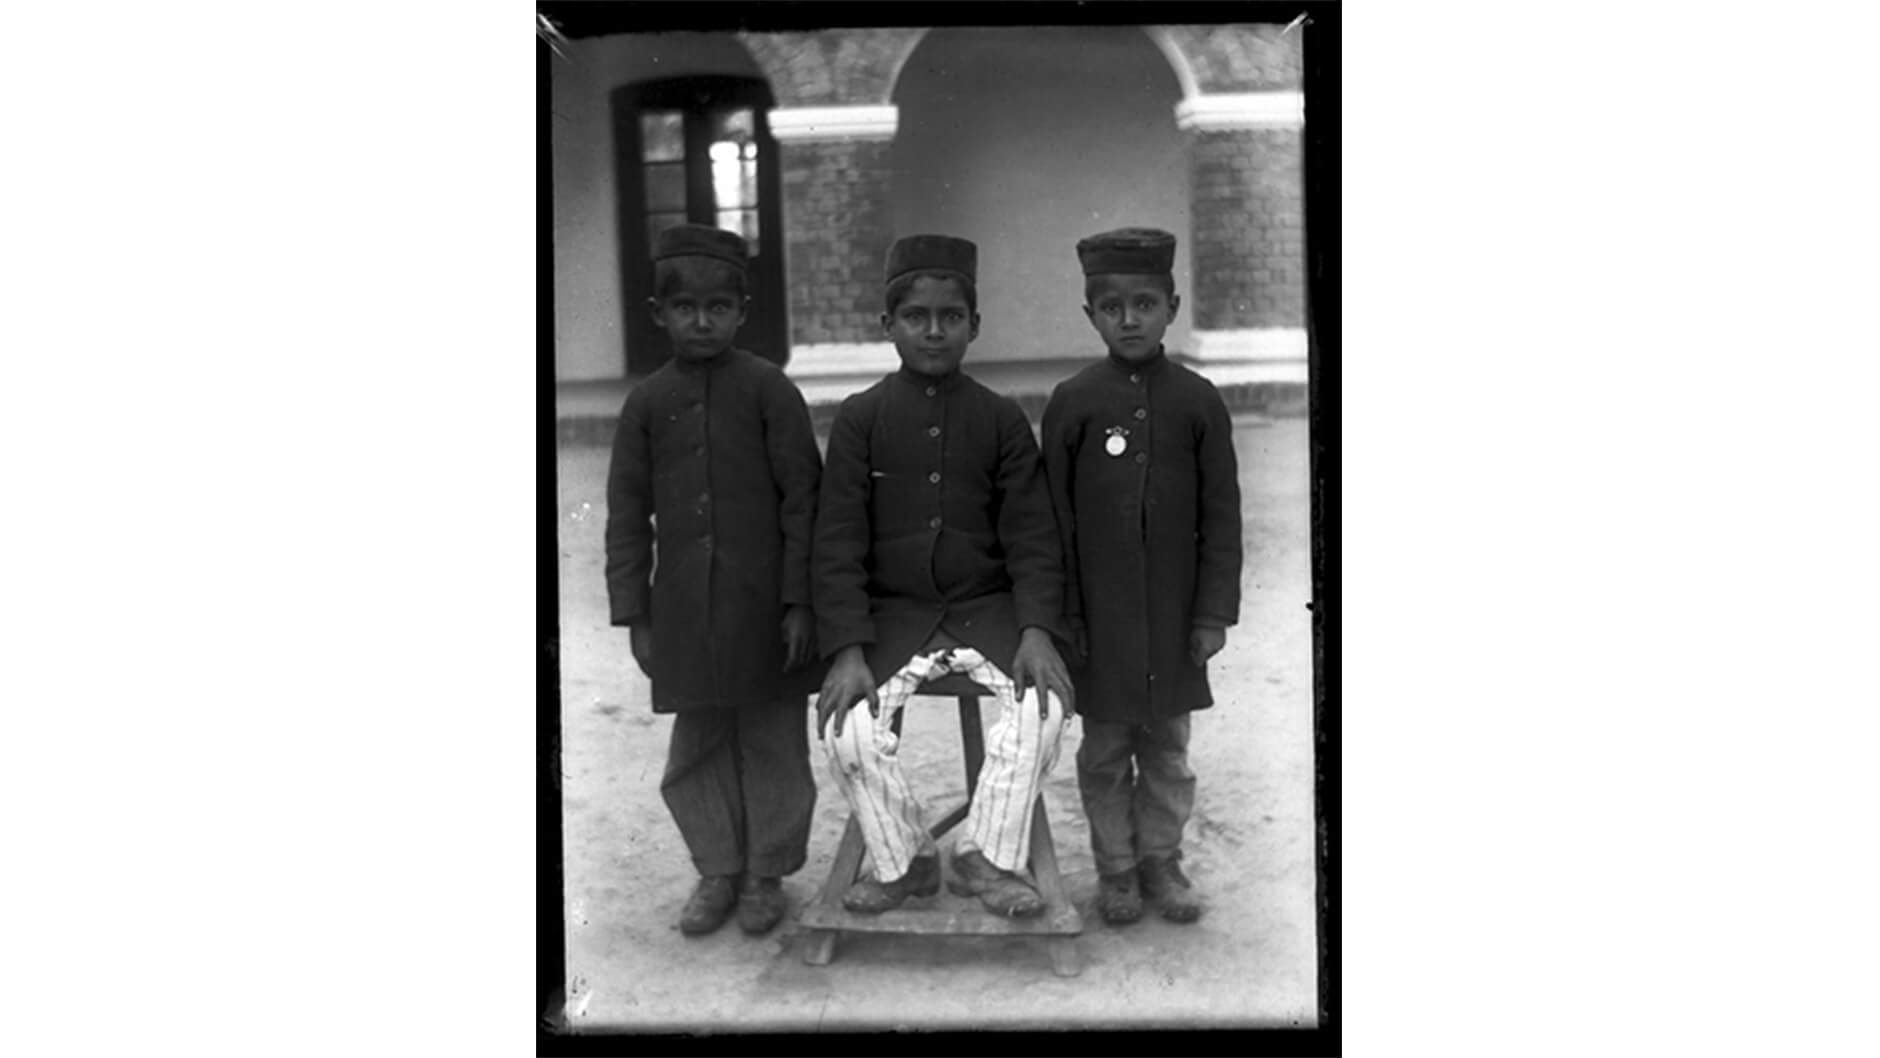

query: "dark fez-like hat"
(654, 223), (749, 269)
(885, 234), (978, 284)
(1076, 227), (1178, 275)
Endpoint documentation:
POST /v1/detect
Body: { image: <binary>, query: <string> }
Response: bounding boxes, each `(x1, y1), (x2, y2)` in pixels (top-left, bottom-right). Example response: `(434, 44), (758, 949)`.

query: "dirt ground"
(554, 414), (1318, 1032)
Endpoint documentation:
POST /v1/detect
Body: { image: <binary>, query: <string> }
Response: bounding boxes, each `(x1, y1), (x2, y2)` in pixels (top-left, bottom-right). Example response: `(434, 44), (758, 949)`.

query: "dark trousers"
(660, 699), (816, 879)
(1075, 714), (1195, 877)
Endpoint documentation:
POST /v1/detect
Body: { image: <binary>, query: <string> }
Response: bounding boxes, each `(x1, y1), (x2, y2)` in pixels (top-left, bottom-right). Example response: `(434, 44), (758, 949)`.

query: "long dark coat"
(605, 349), (824, 712)
(1040, 349), (1242, 723)
(814, 367), (1068, 685)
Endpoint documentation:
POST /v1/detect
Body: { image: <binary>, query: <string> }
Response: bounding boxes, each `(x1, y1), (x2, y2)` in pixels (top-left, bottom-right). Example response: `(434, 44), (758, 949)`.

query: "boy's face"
(648, 268), (748, 362)
(1084, 274), (1180, 363)
(883, 275), (979, 378)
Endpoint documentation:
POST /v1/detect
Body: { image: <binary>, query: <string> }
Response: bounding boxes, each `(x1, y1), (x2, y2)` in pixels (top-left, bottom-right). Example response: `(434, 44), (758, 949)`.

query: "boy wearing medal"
(1040, 228), (1244, 925)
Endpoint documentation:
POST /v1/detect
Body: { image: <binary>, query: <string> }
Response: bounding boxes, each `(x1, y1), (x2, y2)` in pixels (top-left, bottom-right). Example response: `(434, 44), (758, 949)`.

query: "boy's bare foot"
(947, 849), (1045, 918)
(1138, 854), (1203, 924)
(737, 875), (788, 935)
(678, 874), (739, 935)
(842, 855), (940, 913)
(1095, 870), (1144, 925)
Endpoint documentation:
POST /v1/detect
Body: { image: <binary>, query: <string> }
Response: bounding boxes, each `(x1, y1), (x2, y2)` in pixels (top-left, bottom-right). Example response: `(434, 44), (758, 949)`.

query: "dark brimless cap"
(885, 234), (978, 284)
(1076, 227), (1178, 275)
(654, 224), (750, 269)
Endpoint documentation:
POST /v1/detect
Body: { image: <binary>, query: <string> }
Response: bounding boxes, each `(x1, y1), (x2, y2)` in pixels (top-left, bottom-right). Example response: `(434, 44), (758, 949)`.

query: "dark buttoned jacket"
(1040, 348), (1242, 722)
(814, 366), (1068, 685)
(605, 348), (823, 712)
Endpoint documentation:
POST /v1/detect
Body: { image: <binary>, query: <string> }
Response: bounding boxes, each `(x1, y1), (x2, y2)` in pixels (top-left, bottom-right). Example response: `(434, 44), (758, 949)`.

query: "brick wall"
(740, 29), (922, 106)
(779, 138), (895, 344)
(1189, 127), (1305, 330)
(1163, 24), (1303, 91)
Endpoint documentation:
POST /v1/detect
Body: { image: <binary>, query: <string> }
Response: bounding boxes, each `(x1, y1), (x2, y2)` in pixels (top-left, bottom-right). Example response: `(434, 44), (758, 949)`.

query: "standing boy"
(1040, 228), (1243, 925)
(814, 234), (1077, 919)
(604, 224), (823, 937)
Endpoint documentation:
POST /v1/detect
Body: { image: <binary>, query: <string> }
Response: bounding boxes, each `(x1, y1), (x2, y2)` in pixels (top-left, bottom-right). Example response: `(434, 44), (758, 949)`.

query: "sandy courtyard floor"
(553, 414), (1319, 1032)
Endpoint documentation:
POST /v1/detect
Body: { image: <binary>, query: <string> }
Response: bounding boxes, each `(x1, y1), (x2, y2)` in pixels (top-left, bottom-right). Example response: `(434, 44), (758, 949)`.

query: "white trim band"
(1174, 91), (1304, 132)
(768, 105), (899, 143)
(1187, 360), (1308, 386)
(784, 341), (899, 378)
(1186, 327), (1309, 363)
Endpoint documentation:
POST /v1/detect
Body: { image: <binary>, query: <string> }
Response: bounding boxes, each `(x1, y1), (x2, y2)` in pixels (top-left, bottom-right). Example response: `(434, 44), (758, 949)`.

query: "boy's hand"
(1013, 626), (1075, 719)
(628, 621), (654, 678)
(1189, 625), (1227, 667)
(781, 605), (815, 671)
(816, 646), (879, 740)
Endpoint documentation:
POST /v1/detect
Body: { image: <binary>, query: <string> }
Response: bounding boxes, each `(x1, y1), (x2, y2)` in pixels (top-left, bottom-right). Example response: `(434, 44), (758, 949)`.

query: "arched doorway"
(890, 27), (1190, 365)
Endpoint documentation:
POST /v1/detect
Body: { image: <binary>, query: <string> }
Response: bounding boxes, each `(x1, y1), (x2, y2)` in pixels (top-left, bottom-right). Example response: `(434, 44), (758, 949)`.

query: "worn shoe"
(678, 874), (739, 936)
(737, 875), (788, 935)
(1138, 854), (1203, 924)
(842, 855), (940, 914)
(947, 849), (1045, 918)
(1095, 869), (1144, 926)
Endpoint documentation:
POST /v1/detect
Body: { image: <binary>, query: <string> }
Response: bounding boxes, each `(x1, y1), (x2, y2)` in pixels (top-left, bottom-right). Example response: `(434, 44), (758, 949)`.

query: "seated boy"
(605, 224), (824, 936)
(813, 234), (1077, 918)
(1040, 227), (1243, 925)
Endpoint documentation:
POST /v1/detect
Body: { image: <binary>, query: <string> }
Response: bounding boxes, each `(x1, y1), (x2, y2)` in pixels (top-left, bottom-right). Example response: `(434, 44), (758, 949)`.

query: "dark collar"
(1105, 345), (1170, 376)
(893, 365), (967, 391)
(672, 348), (737, 374)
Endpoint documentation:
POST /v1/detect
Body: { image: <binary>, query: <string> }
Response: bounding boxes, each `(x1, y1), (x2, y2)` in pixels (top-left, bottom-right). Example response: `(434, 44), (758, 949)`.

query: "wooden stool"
(798, 673), (1083, 976)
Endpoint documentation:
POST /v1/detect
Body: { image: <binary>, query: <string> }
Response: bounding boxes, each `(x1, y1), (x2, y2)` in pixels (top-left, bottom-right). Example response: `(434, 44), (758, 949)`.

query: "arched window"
(610, 76), (785, 375)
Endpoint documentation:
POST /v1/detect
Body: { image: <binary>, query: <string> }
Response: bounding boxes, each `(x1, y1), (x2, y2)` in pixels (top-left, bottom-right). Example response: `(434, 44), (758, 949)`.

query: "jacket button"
(929, 516), (942, 529)
(698, 492), (711, 503)
(1134, 408), (1147, 420)
(1134, 452), (1146, 464)
(928, 426), (940, 438)
(925, 386), (937, 397)
(928, 472), (941, 484)
(1129, 373), (1140, 383)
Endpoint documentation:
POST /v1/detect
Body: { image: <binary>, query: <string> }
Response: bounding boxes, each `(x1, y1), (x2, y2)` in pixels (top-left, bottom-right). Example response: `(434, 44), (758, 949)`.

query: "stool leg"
(801, 816), (867, 967)
(1027, 800), (1071, 908)
(1027, 802), (1083, 976)
(801, 929), (837, 966)
(1048, 936), (1082, 977)
(957, 695), (984, 792)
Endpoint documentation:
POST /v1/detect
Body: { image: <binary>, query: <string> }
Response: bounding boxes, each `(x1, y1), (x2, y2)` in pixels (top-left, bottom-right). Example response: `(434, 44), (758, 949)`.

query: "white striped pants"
(826, 646), (1066, 881)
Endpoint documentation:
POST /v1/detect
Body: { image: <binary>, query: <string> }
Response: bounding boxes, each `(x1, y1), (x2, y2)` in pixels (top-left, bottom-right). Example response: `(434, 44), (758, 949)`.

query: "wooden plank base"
(798, 691), (1083, 975)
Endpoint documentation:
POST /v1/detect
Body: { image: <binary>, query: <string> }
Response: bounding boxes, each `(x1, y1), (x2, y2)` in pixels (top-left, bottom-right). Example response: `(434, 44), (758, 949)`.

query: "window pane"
(640, 111), (683, 162)
(707, 107), (758, 214)
(715, 209), (759, 255)
(710, 149), (744, 212)
(711, 108), (753, 144)
(643, 162), (685, 212)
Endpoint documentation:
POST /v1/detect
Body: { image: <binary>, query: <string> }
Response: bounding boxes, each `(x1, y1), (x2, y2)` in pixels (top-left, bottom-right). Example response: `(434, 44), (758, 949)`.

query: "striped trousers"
(826, 646), (1066, 882)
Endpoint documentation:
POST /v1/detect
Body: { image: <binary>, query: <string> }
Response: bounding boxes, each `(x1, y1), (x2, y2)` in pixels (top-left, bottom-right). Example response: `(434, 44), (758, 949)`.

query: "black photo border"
(539, 2), (1341, 1052)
